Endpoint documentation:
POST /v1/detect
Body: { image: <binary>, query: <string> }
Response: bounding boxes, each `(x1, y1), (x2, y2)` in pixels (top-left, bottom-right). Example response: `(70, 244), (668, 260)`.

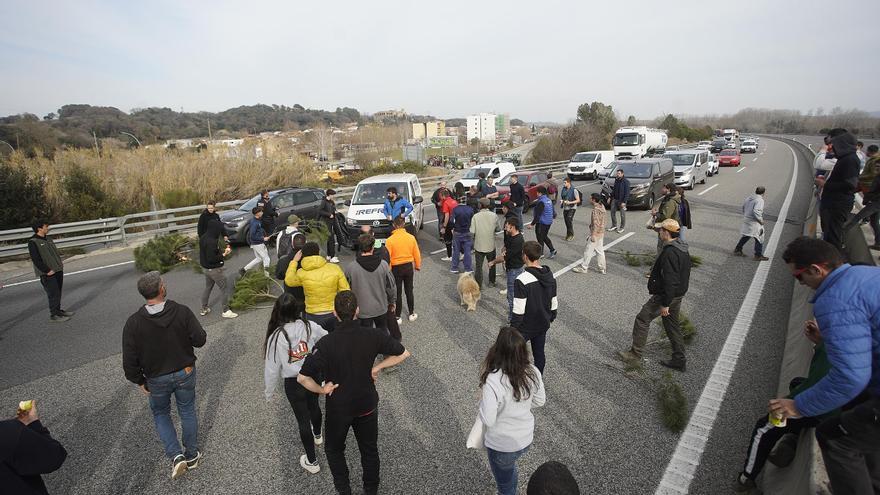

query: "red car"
(717, 149), (742, 166)
(494, 171), (561, 212)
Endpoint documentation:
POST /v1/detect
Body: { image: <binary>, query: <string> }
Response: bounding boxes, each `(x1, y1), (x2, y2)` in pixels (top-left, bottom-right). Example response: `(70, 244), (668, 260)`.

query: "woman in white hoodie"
(479, 326), (546, 495)
(264, 293), (329, 474)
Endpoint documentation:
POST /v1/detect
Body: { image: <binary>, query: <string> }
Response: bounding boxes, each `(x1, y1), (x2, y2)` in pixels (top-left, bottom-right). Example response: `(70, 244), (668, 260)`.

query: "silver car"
(666, 150), (709, 190)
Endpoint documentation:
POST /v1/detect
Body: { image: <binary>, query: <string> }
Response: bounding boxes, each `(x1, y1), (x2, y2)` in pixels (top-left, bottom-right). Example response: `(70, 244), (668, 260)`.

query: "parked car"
(220, 187), (325, 244)
(342, 173), (425, 244)
(740, 139), (757, 153)
(495, 171), (561, 213)
(455, 162), (517, 193)
(597, 160), (619, 181)
(718, 149), (742, 166)
(711, 138), (727, 153)
(666, 150), (709, 190)
(724, 140), (738, 150)
(600, 158), (675, 210)
(707, 153), (720, 176)
(565, 150), (614, 180)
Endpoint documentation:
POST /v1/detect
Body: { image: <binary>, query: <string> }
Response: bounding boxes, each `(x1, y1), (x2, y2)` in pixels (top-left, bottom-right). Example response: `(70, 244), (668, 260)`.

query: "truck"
(612, 126), (668, 159)
(723, 129), (738, 142)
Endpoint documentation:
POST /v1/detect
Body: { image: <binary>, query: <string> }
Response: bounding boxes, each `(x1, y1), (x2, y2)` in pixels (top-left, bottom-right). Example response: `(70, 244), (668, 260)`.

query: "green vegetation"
(689, 254), (703, 267)
(61, 164), (123, 221)
(0, 162), (51, 229)
(657, 371), (688, 432)
(133, 233), (194, 273)
(653, 311), (697, 344)
(229, 269), (279, 311)
(658, 114), (714, 142)
(623, 251), (643, 267)
(160, 188), (202, 209)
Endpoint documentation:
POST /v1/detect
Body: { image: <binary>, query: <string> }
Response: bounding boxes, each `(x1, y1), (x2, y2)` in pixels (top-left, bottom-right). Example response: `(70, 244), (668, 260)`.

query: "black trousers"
(443, 227), (453, 257)
(535, 223), (555, 254)
(562, 209), (576, 238)
(474, 249), (496, 288)
(325, 221), (337, 258)
(325, 409), (380, 495)
(283, 378), (323, 463)
(816, 397), (880, 494)
(392, 262), (415, 317)
(39, 271), (64, 316)
(820, 204), (850, 250)
(359, 313), (388, 332)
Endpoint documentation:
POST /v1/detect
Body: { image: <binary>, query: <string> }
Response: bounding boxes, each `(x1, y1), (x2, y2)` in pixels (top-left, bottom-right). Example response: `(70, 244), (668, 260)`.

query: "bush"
(689, 254), (703, 267)
(0, 162), (51, 229)
(160, 188), (202, 209)
(61, 164), (122, 221)
(133, 233), (194, 273)
(654, 311), (697, 344)
(229, 269), (278, 310)
(657, 371), (688, 432)
(623, 251), (642, 267)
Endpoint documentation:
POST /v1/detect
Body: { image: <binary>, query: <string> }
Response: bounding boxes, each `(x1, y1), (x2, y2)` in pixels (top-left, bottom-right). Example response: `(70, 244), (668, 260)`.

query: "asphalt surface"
(0, 138), (815, 494)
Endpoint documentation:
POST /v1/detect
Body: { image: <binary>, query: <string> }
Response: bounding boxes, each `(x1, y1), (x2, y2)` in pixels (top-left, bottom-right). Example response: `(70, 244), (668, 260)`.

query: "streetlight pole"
(0, 140), (14, 153)
(119, 132), (142, 148)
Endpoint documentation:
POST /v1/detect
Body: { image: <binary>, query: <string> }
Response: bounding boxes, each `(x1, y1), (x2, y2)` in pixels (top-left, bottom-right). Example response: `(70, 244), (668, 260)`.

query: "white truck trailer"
(612, 126), (668, 158)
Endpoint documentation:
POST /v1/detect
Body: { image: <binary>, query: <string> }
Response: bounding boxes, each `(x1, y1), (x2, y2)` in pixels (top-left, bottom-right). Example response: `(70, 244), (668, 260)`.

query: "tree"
(626, 115), (637, 126)
(576, 101), (617, 134)
(0, 163), (51, 228)
(470, 137), (480, 146)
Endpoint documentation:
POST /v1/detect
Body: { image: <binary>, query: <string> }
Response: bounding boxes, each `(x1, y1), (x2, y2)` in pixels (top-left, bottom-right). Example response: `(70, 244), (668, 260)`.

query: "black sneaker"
(660, 359), (686, 372)
(171, 454), (187, 480)
(50, 314), (70, 322)
(185, 451), (202, 470)
(732, 473), (756, 492)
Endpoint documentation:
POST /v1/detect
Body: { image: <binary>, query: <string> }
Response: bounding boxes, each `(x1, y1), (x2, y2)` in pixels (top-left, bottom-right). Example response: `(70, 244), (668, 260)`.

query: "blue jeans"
(487, 445), (530, 495)
(146, 367), (198, 459)
(506, 266), (524, 323)
(452, 232), (473, 272)
(514, 206), (524, 229)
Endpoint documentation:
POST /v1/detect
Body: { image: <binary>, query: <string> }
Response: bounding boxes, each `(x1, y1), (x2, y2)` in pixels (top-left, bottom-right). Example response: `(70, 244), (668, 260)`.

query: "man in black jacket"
(196, 201), (219, 238)
(508, 174), (526, 229)
(0, 401), (67, 495)
(298, 291), (411, 495)
(816, 129), (860, 249)
(123, 271), (207, 480)
(319, 189), (340, 263)
(28, 221), (73, 322)
(510, 240), (558, 374)
(609, 169), (630, 233)
(256, 189), (278, 236)
(618, 219), (691, 371)
(198, 218), (238, 319)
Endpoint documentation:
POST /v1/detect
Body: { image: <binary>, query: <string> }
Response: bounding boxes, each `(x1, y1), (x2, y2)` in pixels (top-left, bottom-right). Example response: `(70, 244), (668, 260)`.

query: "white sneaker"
(572, 266), (587, 274)
(328, 257), (340, 263)
(408, 313), (418, 322)
(606, 227), (617, 232)
(440, 256), (452, 261)
(171, 454), (188, 480)
(199, 307), (211, 316)
(616, 227), (625, 233)
(397, 317), (403, 325)
(499, 289), (508, 295)
(221, 309), (238, 319)
(263, 270), (271, 278)
(313, 429), (323, 446)
(300, 454), (320, 474)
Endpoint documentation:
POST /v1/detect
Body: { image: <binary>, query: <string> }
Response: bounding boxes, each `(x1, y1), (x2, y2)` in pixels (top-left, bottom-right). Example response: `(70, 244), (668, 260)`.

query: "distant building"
(467, 113), (497, 144)
(412, 121), (446, 141)
(495, 114), (510, 140)
(373, 109), (407, 121)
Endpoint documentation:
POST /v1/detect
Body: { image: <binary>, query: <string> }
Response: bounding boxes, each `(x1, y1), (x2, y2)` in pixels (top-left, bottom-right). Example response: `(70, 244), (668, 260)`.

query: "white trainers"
(408, 313), (418, 322)
(606, 227), (617, 232)
(572, 266), (588, 274)
(328, 257), (340, 263)
(499, 289), (508, 295)
(440, 256), (452, 261)
(313, 429), (323, 446)
(300, 454), (320, 474)
(396, 317), (403, 325)
(199, 307), (211, 316)
(171, 454), (188, 480)
(221, 309), (238, 319)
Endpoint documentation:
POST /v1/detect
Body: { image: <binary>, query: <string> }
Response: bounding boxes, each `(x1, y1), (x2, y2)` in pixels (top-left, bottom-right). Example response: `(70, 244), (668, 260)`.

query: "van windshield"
(571, 153), (597, 162)
(352, 182), (408, 205)
(239, 193), (266, 211)
(463, 168), (492, 179)
(613, 133), (640, 146)
(614, 163), (653, 178)
(667, 154), (696, 167)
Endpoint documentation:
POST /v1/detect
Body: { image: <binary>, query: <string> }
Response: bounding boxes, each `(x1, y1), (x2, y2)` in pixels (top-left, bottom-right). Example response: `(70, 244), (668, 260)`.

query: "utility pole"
(207, 118), (213, 141)
(92, 131), (100, 155)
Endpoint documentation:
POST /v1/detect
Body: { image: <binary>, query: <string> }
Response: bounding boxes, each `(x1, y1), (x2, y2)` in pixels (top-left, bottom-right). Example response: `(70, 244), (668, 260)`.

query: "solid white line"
(654, 142), (799, 495)
(424, 219), (438, 224)
(430, 248), (447, 255)
(553, 232), (634, 277)
(1, 260), (136, 288)
(697, 184), (718, 196)
(736, 167), (747, 174)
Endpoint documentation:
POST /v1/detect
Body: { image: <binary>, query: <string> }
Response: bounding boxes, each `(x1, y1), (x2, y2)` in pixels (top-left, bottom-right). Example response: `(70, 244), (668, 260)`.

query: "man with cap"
(618, 219), (691, 371)
(470, 198), (498, 288)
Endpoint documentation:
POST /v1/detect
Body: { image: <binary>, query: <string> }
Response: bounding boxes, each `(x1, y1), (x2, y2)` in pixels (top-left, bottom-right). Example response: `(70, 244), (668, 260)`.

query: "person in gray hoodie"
(344, 232), (397, 337)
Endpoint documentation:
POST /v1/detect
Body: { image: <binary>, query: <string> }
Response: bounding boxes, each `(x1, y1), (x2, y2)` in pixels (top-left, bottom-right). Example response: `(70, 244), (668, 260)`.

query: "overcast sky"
(2, 0), (878, 123)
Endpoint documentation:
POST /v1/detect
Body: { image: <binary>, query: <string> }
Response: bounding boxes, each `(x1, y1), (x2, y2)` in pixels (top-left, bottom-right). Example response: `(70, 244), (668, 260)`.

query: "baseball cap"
(656, 219), (680, 233)
(287, 214), (301, 225)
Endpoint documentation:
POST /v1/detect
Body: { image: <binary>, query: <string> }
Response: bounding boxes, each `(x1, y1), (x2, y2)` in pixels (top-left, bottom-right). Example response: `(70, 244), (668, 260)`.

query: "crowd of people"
(11, 131), (879, 494)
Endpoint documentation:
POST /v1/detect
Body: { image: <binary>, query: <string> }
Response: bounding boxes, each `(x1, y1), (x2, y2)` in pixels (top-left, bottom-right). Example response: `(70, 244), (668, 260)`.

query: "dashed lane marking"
(752, 157), (758, 162)
(553, 232), (635, 277)
(697, 184), (718, 196)
(736, 167), (747, 174)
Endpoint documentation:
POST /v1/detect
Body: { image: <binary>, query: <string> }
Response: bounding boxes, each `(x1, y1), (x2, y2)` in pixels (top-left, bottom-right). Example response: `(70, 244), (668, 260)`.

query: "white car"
(724, 141), (737, 150)
(707, 153), (719, 176)
(741, 140), (757, 153)
(566, 150), (614, 180)
(455, 162), (517, 192)
(666, 150), (709, 190)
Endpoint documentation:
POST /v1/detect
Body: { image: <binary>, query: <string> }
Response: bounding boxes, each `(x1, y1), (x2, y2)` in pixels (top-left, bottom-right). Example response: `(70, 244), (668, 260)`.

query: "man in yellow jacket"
(285, 242), (350, 331)
(384, 217), (421, 325)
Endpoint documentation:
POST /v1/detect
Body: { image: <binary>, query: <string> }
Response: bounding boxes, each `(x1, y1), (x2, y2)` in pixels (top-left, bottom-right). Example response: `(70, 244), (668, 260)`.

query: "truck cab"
(343, 173), (425, 245)
(613, 126), (668, 158)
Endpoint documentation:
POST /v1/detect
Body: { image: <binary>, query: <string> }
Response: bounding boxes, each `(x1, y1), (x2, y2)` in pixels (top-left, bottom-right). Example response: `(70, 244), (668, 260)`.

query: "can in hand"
(769, 412), (787, 428)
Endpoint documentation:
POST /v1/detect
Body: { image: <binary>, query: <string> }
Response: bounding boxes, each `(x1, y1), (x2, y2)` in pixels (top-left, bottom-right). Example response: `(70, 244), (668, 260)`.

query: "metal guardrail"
(0, 160), (569, 259)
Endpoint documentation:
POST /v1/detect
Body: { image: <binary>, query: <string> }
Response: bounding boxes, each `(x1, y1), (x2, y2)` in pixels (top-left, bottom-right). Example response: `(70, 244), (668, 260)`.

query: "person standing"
(815, 129), (860, 249)
(770, 237), (880, 495)
(28, 221), (73, 322)
(651, 184), (681, 255)
(123, 271), (206, 480)
(527, 186), (558, 259)
(608, 169), (630, 233)
(848, 146), (880, 249)
(383, 187), (414, 223)
(618, 219), (691, 371)
(197, 200), (221, 238)
(439, 190), (459, 261)
(479, 327), (546, 495)
(198, 218), (238, 318)
(344, 233), (396, 334)
(510, 241), (558, 374)
(572, 193), (607, 275)
(559, 177), (580, 241)
(240, 207), (271, 278)
(385, 217), (421, 325)
(490, 218), (526, 323)
(0, 400), (68, 495)
(734, 187), (769, 261)
(432, 181), (450, 238)
(471, 198), (498, 289)
(264, 294), (329, 475)
(677, 186), (692, 242)
(319, 189), (340, 263)
(297, 291), (411, 495)
(276, 214), (303, 260)
(451, 196), (475, 273)
(508, 175), (526, 229)
(256, 189), (278, 237)
(285, 242), (350, 332)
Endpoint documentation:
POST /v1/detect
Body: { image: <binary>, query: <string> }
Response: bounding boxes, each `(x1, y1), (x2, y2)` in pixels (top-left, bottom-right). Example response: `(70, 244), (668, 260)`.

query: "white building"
(467, 113), (497, 144)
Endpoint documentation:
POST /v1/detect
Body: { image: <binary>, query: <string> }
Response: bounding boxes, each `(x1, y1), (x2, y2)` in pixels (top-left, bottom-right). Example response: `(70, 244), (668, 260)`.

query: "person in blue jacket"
(384, 187), (413, 222)
(770, 236), (880, 495)
(527, 186), (557, 259)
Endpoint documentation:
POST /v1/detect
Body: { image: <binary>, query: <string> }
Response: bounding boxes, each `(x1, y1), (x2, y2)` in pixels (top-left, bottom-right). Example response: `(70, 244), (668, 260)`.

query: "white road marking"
(1, 260), (136, 288)
(654, 142), (800, 495)
(697, 184), (719, 196)
(736, 167), (747, 174)
(430, 248), (447, 255)
(553, 232), (634, 277)
(752, 157), (758, 162)
(424, 219), (438, 224)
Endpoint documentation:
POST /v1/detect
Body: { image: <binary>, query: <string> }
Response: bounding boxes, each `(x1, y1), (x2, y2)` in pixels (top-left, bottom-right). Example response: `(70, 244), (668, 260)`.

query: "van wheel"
(700, 175), (707, 184)
(688, 178), (695, 190)
(419, 211), (424, 230)
(591, 171), (598, 180)
(646, 194), (655, 210)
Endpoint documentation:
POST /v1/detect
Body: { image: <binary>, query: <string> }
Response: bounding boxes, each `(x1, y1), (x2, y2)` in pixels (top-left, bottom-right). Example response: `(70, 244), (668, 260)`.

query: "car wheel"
(646, 194), (655, 210)
(418, 210), (424, 231)
(688, 178), (695, 190)
(700, 175), (707, 184)
(592, 171), (598, 180)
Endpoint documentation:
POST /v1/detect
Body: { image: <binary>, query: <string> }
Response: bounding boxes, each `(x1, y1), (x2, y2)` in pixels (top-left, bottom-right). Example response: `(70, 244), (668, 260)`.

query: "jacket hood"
(355, 252), (383, 272)
(204, 218), (224, 239)
(300, 255), (327, 271)
(830, 132), (857, 158)
(525, 265), (555, 288)
(136, 299), (181, 328)
(667, 237), (689, 254)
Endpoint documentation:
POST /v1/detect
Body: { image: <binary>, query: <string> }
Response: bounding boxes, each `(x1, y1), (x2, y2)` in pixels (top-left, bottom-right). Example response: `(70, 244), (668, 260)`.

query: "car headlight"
(228, 216), (246, 223)
(631, 183), (650, 192)
(346, 217), (357, 226)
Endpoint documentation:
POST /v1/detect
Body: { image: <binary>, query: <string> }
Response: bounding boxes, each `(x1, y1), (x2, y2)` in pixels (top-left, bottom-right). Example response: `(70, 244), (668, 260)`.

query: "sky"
(2, 0), (879, 123)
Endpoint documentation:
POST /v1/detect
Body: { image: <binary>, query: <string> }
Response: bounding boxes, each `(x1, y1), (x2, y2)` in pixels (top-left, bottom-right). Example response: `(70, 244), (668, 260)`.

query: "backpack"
(277, 230), (304, 258)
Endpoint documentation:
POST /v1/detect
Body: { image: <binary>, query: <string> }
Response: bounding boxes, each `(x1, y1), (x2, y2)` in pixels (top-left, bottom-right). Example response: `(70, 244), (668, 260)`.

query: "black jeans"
(820, 204), (850, 250)
(283, 378), (322, 463)
(443, 227), (453, 257)
(325, 409), (380, 495)
(735, 235), (764, 256)
(562, 209), (576, 238)
(519, 331), (547, 374)
(392, 262), (415, 317)
(385, 307), (402, 341)
(534, 223), (555, 254)
(306, 312), (337, 332)
(847, 201), (880, 246)
(325, 221), (337, 258)
(630, 295), (685, 363)
(359, 313), (388, 333)
(816, 397), (880, 495)
(39, 271), (64, 316)
(474, 249), (497, 288)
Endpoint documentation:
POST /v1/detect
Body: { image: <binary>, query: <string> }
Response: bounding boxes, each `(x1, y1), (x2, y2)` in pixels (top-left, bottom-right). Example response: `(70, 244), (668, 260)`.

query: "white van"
(566, 150), (614, 180)
(343, 173), (425, 243)
(456, 162), (517, 192)
(666, 150), (709, 190)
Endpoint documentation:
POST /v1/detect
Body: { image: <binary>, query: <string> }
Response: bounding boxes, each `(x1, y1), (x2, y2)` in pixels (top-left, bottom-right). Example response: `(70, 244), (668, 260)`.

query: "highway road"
(0, 137), (816, 494)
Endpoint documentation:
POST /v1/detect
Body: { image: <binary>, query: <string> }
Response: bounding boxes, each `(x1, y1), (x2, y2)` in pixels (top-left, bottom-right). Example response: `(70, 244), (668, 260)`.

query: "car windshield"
(239, 194), (266, 211)
(614, 163), (653, 178)
(613, 133), (640, 146)
(720, 150), (738, 156)
(667, 154), (696, 167)
(463, 168), (491, 179)
(497, 174), (521, 186)
(571, 153), (597, 162)
(743, 141), (755, 145)
(352, 182), (408, 205)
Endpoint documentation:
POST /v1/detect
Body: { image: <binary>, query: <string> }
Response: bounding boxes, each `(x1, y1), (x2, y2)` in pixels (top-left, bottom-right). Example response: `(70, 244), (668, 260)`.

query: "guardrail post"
(118, 216), (128, 246)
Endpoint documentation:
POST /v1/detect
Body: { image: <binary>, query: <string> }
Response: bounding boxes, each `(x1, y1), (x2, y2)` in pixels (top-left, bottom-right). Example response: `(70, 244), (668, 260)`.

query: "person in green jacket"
(733, 320), (835, 492)
(28, 221), (74, 322)
(649, 184), (681, 255)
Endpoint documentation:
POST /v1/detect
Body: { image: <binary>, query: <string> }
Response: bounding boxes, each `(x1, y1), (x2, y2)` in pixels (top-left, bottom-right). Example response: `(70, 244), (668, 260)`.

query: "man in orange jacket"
(385, 217), (422, 326)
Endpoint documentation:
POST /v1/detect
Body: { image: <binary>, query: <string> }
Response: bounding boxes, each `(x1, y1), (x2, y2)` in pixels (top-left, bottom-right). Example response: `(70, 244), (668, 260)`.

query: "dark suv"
(600, 158), (674, 210)
(219, 187), (325, 243)
(710, 138), (727, 153)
